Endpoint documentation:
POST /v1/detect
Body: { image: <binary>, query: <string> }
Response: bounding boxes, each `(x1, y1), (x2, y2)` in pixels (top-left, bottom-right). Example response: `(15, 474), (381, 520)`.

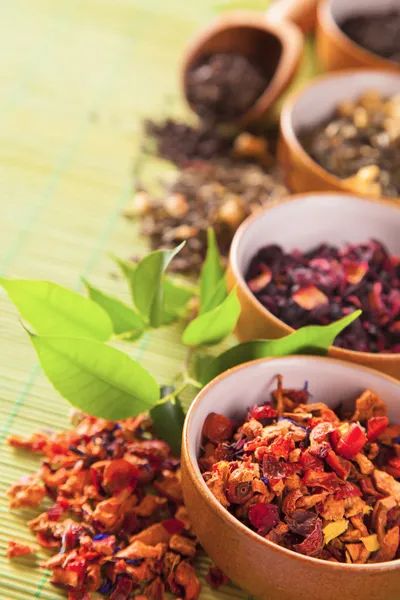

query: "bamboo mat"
(0, 1), (316, 598)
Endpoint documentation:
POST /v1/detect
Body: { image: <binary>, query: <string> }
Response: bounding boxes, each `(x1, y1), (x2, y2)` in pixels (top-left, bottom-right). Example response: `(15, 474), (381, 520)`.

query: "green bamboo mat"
(0, 1), (317, 598)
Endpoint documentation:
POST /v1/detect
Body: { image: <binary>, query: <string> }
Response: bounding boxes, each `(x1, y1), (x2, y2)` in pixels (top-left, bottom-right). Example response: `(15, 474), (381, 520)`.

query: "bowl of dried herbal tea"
(317, 0), (400, 73)
(227, 191), (400, 379)
(279, 69), (400, 200)
(181, 355), (400, 600)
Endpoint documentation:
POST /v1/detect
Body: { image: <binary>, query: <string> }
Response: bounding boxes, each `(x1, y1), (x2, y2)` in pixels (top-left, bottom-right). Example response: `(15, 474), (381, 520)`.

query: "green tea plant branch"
(0, 228), (361, 453)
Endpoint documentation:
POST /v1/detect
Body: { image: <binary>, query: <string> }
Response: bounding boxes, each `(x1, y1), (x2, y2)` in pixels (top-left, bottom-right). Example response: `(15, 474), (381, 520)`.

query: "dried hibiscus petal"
(109, 575), (133, 600)
(293, 518), (324, 557)
(162, 519), (185, 535)
(248, 502), (279, 535)
(205, 565), (229, 588)
(335, 481), (362, 500)
(286, 510), (318, 537)
(302, 469), (339, 492)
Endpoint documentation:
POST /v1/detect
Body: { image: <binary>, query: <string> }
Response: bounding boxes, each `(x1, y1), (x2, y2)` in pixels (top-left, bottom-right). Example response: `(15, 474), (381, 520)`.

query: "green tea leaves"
(182, 287), (241, 347)
(1, 278), (112, 341)
(29, 334), (160, 419)
(199, 311), (362, 384)
(83, 280), (146, 340)
(132, 243), (185, 327)
(199, 228), (224, 313)
(150, 386), (185, 456)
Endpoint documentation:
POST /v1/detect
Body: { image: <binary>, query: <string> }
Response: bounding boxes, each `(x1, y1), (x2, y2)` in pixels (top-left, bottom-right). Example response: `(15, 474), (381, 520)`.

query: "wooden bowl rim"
(183, 354), (400, 571)
(229, 191), (400, 363)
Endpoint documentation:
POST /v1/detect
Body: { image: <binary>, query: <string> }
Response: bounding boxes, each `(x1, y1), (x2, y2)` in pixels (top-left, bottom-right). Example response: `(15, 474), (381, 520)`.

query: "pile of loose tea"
(143, 118), (235, 167)
(127, 123), (287, 273)
(132, 157), (287, 273)
(245, 239), (400, 353)
(186, 52), (269, 124)
(340, 11), (400, 62)
(300, 90), (400, 198)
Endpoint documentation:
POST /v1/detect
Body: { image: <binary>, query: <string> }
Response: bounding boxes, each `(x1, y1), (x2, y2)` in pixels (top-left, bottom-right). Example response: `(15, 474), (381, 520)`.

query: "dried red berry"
(202, 413), (233, 443)
(248, 404), (277, 420)
(103, 459), (139, 494)
(248, 502), (279, 534)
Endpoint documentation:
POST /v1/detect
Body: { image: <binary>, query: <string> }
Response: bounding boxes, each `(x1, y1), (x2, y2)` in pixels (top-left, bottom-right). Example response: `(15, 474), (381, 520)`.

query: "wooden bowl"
(181, 355), (400, 600)
(227, 192), (400, 380)
(317, 0), (400, 73)
(279, 69), (400, 198)
(181, 11), (303, 127)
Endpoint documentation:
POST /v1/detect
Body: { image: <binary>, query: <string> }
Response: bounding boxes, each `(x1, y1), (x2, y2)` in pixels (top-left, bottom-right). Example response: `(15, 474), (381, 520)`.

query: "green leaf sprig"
(1, 230), (363, 450)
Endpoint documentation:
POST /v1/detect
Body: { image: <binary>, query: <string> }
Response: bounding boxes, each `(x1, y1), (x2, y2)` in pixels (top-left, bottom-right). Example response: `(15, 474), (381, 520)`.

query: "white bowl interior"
(291, 71), (400, 133)
(235, 194), (400, 275)
(187, 357), (400, 468)
(328, 0), (399, 26)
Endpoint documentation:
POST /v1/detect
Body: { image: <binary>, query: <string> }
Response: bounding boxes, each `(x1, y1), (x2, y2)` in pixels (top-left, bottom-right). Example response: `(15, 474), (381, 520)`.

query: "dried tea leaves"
(300, 91), (400, 199)
(340, 11), (400, 63)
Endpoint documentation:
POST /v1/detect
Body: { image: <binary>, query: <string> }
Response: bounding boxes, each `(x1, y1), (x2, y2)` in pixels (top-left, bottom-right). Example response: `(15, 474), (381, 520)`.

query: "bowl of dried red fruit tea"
(227, 191), (400, 379)
(279, 69), (400, 200)
(181, 355), (400, 600)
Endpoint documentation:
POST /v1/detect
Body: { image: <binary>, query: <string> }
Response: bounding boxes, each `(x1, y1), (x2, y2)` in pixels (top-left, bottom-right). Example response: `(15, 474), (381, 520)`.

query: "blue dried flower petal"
(93, 533), (110, 541)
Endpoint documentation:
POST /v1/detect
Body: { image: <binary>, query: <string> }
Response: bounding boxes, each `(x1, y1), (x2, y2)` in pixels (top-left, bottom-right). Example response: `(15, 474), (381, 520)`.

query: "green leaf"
(162, 278), (193, 319)
(182, 287), (241, 347)
(0, 278), (112, 341)
(150, 386), (185, 456)
(133, 243), (185, 327)
(29, 334), (160, 419)
(201, 276), (228, 313)
(199, 228), (224, 313)
(200, 311), (362, 384)
(83, 280), (146, 340)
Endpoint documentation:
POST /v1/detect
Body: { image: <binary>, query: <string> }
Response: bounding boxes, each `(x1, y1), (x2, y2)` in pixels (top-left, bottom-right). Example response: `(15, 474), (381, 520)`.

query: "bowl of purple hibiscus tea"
(279, 70), (400, 200)
(181, 355), (400, 600)
(227, 192), (400, 379)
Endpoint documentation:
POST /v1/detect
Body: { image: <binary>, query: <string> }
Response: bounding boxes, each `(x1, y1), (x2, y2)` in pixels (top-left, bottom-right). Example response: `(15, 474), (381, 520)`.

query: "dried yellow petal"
(323, 519), (349, 545)
(362, 505), (373, 515)
(361, 534), (380, 552)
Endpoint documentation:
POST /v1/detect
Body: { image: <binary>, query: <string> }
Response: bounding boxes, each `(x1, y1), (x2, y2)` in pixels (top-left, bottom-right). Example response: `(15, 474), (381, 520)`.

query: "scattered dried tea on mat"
(127, 122), (287, 273)
(186, 53), (269, 124)
(7, 414), (201, 600)
(246, 239), (400, 353)
(300, 90), (400, 198)
(199, 377), (400, 563)
(143, 119), (235, 167)
(131, 158), (287, 273)
(340, 11), (400, 63)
